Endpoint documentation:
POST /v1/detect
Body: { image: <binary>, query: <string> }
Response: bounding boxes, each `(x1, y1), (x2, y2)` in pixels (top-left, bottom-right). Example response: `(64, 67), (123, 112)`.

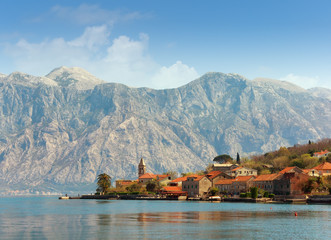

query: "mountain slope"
(0, 68), (330, 194)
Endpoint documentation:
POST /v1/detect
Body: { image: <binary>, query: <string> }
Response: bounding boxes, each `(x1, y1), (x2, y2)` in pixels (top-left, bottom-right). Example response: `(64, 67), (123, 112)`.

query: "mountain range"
(0, 67), (330, 194)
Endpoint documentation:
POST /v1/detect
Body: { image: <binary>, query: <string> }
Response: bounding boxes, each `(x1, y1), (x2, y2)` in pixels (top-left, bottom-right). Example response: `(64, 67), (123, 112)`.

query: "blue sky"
(0, 0), (330, 89)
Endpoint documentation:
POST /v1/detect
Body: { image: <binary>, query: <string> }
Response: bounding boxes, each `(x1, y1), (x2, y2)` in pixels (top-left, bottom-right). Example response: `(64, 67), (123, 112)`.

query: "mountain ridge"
(0, 67), (330, 194)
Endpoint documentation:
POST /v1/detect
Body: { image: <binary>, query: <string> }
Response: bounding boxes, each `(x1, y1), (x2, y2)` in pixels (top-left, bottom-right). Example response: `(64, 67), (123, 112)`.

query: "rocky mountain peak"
(46, 66), (105, 90)
(3, 71), (58, 87)
(252, 77), (306, 93)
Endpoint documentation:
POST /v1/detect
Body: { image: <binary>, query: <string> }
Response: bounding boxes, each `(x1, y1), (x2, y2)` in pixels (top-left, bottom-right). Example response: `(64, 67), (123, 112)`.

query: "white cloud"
(151, 61), (200, 89)
(3, 25), (198, 89)
(280, 74), (320, 89)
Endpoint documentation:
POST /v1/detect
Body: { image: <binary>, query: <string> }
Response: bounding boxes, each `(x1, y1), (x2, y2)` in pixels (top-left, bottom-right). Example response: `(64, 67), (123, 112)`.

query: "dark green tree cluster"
(213, 154), (233, 163)
(96, 173), (112, 195)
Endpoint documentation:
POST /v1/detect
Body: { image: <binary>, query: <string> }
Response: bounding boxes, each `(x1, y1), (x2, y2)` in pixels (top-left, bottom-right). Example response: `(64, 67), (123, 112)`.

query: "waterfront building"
(182, 175), (212, 198)
(231, 176), (256, 194)
(253, 173), (279, 193)
(206, 171), (232, 187)
(215, 179), (234, 193)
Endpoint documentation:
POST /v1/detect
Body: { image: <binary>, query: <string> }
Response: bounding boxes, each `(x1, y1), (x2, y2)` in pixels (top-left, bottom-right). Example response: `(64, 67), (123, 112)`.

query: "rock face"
(0, 68), (330, 193)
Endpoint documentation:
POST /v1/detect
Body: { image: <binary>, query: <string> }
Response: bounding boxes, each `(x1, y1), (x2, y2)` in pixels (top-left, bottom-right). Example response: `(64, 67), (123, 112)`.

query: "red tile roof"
(138, 173), (156, 179)
(278, 166), (302, 174)
(193, 175), (205, 181)
(233, 176), (255, 182)
(206, 171), (224, 179)
(231, 166), (243, 172)
(314, 150), (330, 156)
(253, 173), (279, 181)
(215, 179), (234, 185)
(313, 162), (331, 170)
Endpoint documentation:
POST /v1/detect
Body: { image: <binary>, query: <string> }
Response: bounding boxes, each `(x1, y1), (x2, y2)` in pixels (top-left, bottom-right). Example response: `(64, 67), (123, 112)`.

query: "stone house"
(206, 171), (232, 187)
(230, 167), (257, 177)
(231, 176), (256, 194)
(215, 179), (234, 193)
(253, 173), (279, 193)
(273, 171), (309, 195)
(312, 162), (331, 176)
(182, 175), (212, 198)
(253, 167), (309, 195)
(212, 163), (239, 173)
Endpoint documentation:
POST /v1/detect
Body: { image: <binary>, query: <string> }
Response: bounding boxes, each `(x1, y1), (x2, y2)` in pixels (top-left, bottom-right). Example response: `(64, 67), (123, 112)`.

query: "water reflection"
(0, 199), (331, 240)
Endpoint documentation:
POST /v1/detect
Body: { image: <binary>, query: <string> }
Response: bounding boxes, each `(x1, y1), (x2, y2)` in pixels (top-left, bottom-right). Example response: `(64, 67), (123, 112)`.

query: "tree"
(96, 173), (112, 195)
(213, 154), (233, 163)
(146, 180), (160, 192)
(236, 152), (241, 164)
(126, 183), (143, 193)
(250, 187), (258, 199)
(162, 171), (178, 180)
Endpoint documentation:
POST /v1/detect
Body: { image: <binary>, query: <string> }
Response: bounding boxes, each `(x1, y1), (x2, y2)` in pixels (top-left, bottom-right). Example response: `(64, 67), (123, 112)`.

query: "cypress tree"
(236, 152), (241, 164)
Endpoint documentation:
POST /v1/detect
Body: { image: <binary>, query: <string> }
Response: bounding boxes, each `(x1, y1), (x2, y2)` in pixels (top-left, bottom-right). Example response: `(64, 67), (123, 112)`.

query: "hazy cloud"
(50, 4), (144, 26)
(280, 73), (320, 89)
(4, 25), (198, 89)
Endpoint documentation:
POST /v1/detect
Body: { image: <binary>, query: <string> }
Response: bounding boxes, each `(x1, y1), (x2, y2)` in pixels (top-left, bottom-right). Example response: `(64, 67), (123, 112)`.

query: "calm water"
(0, 197), (330, 239)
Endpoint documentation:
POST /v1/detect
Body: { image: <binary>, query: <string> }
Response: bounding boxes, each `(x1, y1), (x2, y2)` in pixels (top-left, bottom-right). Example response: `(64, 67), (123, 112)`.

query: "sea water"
(0, 197), (330, 239)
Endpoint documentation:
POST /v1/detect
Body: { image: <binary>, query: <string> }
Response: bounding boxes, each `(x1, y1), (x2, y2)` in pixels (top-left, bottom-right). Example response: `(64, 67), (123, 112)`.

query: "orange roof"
(156, 174), (170, 181)
(172, 174), (199, 182)
(313, 162), (331, 170)
(233, 176), (255, 182)
(193, 175), (205, 181)
(314, 150), (330, 156)
(215, 179), (234, 185)
(138, 173), (156, 179)
(161, 186), (182, 192)
(231, 166), (243, 172)
(302, 169), (310, 173)
(253, 173), (279, 181)
(171, 176), (187, 182)
(279, 166), (300, 174)
(206, 171), (224, 179)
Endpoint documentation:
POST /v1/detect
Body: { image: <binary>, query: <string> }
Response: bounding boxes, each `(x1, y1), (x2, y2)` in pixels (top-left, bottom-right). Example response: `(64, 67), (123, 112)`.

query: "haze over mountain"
(0, 67), (330, 194)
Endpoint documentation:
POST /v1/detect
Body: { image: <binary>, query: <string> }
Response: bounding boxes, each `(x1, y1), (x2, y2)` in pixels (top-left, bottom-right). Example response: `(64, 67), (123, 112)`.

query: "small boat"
(209, 196), (221, 201)
(59, 196), (70, 200)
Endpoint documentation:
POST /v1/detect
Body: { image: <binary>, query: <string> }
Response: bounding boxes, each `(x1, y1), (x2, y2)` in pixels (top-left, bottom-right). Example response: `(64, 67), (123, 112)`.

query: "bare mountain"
(308, 87), (331, 101)
(0, 68), (330, 194)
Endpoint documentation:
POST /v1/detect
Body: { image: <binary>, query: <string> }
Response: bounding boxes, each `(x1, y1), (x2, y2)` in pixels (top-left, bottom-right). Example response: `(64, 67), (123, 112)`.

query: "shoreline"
(59, 194), (331, 204)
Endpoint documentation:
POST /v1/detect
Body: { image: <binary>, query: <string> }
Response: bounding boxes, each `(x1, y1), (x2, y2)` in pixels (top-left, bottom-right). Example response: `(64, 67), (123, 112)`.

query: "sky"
(0, 0), (330, 89)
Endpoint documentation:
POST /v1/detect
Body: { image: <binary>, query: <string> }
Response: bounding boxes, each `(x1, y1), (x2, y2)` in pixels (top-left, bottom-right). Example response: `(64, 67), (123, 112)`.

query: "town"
(81, 141), (331, 204)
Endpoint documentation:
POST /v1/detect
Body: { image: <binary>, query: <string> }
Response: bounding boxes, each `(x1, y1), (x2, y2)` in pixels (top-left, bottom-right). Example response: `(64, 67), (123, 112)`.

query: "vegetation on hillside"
(241, 138), (331, 174)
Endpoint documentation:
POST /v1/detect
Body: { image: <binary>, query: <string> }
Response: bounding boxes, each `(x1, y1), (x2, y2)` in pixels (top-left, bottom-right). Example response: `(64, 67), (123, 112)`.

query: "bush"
(269, 193), (275, 198)
(209, 187), (219, 196)
(240, 193), (247, 198)
(246, 192), (251, 198)
(263, 192), (269, 198)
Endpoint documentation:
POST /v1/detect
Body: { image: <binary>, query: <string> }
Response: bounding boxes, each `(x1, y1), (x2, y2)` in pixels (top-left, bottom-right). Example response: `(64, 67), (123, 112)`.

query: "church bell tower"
(138, 158), (146, 177)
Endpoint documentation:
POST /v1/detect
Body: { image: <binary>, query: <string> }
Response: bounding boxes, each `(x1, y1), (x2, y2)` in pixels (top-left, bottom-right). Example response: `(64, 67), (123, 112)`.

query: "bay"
(0, 197), (330, 239)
